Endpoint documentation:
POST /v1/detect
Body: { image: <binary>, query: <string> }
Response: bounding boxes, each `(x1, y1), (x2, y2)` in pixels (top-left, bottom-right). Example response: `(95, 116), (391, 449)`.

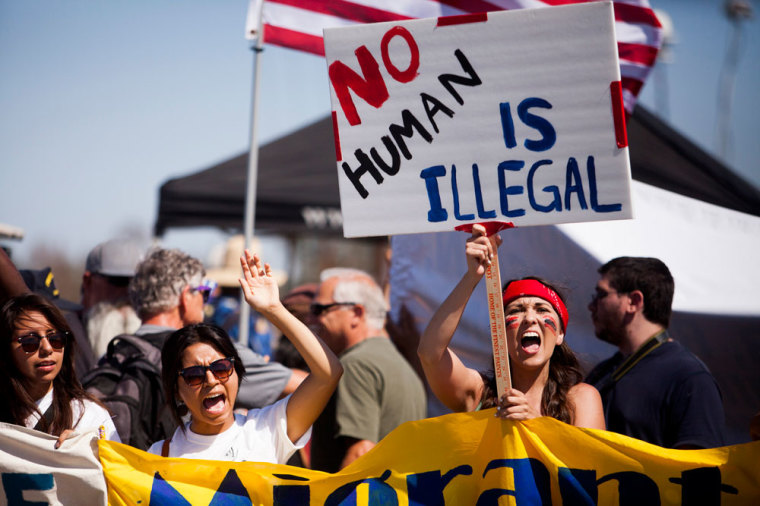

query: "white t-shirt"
(25, 388), (121, 442)
(147, 395), (309, 463)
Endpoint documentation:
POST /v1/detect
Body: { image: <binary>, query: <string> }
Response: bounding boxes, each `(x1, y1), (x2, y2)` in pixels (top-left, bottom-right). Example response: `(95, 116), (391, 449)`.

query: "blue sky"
(1, 0), (758, 268)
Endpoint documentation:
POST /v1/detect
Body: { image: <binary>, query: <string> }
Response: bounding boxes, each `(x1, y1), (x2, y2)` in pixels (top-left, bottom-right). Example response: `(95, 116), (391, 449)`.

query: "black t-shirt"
(587, 340), (725, 448)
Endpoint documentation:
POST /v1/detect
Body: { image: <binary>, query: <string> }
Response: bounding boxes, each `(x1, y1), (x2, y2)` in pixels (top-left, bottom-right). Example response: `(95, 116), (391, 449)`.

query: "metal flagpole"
(238, 1), (265, 346)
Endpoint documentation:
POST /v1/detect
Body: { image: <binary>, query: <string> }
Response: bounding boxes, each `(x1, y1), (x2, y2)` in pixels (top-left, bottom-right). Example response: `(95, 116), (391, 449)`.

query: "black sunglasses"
(310, 302), (356, 316)
(16, 331), (69, 354)
(178, 357), (235, 386)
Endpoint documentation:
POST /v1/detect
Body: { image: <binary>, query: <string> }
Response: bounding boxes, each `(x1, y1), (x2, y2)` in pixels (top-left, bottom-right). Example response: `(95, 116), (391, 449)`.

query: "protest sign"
(97, 411), (759, 505)
(0, 423), (107, 506)
(324, 2), (632, 238)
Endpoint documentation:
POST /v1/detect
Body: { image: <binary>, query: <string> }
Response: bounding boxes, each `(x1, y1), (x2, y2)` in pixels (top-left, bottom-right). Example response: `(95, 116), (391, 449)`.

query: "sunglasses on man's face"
(189, 285), (212, 303)
(310, 302), (356, 316)
(16, 331), (68, 354)
(178, 357), (235, 386)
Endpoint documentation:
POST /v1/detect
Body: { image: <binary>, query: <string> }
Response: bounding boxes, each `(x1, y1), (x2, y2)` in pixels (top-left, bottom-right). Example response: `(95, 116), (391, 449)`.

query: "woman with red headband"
(418, 224), (604, 429)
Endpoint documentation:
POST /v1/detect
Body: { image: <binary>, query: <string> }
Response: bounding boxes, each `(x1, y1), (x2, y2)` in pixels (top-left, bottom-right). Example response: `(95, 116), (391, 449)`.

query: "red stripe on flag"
(332, 111), (342, 162)
(266, 0), (411, 24)
(538, 0), (661, 28)
(617, 42), (659, 66)
(621, 76), (644, 98)
(437, 13), (488, 26)
(263, 25), (325, 56)
(610, 81), (628, 148)
(612, 2), (661, 27)
(436, 0), (505, 14)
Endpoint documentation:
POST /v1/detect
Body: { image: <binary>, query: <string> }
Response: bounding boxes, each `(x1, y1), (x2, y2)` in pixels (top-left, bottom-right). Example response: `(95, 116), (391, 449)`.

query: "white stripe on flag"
(488, 0), (553, 10)
(615, 20), (663, 48)
(341, 0), (466, 18)
(620, 60), (655, 82)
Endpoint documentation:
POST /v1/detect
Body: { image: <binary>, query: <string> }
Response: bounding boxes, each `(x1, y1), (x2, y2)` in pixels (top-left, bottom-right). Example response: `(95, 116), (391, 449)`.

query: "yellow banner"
(99, 410), (760, 505)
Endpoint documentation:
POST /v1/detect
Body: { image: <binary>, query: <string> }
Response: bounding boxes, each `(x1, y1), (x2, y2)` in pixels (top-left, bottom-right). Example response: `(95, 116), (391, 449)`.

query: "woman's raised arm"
(418, 225), (502, 413)
(239, 250), (343, 443)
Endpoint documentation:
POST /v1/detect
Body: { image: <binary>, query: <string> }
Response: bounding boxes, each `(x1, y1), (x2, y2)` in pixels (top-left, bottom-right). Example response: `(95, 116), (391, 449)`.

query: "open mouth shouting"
(202, 392), (228, 415)
(520, 331), (541, 355)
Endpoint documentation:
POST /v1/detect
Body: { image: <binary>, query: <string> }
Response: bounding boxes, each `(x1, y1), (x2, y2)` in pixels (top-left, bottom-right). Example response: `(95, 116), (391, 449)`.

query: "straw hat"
(206, 235), (288, 288)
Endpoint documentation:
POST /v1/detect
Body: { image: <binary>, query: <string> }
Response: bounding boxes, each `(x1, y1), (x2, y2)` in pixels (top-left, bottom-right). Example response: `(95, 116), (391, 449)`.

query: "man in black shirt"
(585, 256), (725, 449)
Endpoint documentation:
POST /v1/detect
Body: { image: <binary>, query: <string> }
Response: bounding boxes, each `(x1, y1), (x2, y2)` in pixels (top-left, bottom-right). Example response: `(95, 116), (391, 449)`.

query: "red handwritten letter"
(329, 45), (389, 126)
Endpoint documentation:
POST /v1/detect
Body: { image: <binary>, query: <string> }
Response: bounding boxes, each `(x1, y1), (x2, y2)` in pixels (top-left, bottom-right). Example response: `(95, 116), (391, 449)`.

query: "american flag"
(245, 0), (662, 113)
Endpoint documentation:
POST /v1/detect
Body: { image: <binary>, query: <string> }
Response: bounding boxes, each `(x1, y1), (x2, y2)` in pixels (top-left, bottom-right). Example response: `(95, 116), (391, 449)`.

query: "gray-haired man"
(86, 248), (299, 449)
(309, 268), (426, 472)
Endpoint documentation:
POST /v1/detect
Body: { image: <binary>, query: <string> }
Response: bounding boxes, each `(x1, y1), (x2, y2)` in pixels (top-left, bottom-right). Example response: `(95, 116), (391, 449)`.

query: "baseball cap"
(85, 239), (143, 277)
(20, 267), (82, 312)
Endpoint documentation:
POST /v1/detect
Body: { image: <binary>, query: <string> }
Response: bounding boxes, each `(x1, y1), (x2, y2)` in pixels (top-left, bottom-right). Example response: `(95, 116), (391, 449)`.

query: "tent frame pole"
(239, 4), (265, 346)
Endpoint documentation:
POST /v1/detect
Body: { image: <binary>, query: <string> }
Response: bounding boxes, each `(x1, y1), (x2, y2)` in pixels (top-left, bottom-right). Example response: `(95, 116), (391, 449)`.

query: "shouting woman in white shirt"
(148, 250), (343, 462)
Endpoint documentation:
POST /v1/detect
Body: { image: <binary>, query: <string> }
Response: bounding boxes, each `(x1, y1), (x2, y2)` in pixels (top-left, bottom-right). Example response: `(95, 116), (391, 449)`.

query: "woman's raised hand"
(465, 224), (503, 277)
(238, 249), (279, 312)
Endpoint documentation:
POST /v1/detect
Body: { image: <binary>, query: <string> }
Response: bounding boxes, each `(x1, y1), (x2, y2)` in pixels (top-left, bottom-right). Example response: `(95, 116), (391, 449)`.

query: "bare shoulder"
(568, 382), (602, 404)
(568, 383), (606, 430)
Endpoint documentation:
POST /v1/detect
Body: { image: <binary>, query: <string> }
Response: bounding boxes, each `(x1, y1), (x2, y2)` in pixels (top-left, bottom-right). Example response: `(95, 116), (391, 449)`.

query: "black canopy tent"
(155, 115), (342, 237)
(153, 105), (760, 238)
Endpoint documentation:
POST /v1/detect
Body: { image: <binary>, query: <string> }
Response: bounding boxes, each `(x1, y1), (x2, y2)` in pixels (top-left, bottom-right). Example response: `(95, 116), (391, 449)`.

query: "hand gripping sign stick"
(455, 222), (515, 397)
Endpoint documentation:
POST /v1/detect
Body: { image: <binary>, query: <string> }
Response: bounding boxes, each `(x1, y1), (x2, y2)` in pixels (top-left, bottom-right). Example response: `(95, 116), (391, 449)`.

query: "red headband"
(502, 279), (569, 331)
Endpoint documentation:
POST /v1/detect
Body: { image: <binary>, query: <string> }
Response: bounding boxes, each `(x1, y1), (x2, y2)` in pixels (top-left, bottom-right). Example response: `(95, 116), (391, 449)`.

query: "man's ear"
(80, 271), (92, 297)
(179, 285), (192, 313)
(628, 290), (644, 312)
(351, 304), (365, 322)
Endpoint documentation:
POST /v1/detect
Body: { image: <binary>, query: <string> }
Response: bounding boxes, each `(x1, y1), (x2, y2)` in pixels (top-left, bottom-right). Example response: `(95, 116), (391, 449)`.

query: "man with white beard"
(80, 238), (144, 360)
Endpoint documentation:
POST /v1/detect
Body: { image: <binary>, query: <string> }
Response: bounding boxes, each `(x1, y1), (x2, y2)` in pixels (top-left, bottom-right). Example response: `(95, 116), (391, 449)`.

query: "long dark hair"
(161, 323), (245, 431)
(480, 277), (583, 424)
(0, 293), (99, 435)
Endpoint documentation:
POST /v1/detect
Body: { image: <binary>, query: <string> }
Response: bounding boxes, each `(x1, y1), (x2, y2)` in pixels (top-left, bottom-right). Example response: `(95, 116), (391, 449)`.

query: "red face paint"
(505, 315), (519, 328)
(543, 316), (557, 333)
(502, 280), (568, 331)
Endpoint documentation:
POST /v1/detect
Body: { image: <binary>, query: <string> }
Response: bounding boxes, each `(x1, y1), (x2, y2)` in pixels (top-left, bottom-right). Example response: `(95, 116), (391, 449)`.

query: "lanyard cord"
(596, 330), (669, 393)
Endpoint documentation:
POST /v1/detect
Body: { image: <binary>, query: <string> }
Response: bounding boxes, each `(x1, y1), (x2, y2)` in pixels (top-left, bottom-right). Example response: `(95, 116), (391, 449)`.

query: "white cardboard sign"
(324, 2), (632, 238)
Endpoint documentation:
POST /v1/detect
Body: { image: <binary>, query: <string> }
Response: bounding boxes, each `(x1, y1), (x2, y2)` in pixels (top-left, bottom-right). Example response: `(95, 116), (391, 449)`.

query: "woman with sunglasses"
(148, 251), (343, 462)
(0, 293), (120, 445)
(418, 225), (605, 429)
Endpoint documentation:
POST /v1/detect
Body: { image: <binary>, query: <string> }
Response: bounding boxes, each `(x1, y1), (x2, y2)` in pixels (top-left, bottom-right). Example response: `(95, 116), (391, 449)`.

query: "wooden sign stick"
(484, 238), (511, 396)
(456, 222), (515, 398)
